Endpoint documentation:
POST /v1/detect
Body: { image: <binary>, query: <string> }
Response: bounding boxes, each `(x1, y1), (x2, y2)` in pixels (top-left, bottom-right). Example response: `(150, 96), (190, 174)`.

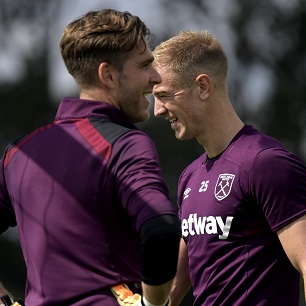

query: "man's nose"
(154, 99), (167, 117)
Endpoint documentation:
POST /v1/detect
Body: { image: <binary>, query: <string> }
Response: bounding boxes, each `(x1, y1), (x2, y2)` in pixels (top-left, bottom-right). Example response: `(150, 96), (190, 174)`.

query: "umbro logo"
(183, 188), (191, 200)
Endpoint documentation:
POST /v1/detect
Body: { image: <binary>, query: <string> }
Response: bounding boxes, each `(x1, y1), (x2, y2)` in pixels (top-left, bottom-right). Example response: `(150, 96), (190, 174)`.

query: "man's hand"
(111, 284), (141, 306)
(0, 294), (25, 306)
(111, 284), (171, 306)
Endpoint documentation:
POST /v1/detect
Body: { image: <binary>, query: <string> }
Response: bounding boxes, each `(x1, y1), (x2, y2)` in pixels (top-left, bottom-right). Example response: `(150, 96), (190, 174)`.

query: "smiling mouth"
(170, 118), (178, 124)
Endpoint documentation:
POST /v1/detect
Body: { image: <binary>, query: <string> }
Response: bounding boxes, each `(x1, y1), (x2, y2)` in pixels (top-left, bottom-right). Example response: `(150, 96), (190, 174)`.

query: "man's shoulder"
(225, 125), (286, 167)
(179, 154), (205, 181)
(88, 117), (137, 145)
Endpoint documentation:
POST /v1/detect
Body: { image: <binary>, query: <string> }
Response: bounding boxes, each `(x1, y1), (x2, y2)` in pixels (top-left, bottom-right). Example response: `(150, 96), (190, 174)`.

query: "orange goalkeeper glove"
(0, 294), (25, 306)
(111, 284), (142, 306)
(111, 284), (171, 306)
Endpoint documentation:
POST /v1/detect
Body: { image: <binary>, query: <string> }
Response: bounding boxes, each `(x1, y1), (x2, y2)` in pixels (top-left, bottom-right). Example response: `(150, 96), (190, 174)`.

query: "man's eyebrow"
(152, 90), (169, 97)
(141, 56), (154, 66)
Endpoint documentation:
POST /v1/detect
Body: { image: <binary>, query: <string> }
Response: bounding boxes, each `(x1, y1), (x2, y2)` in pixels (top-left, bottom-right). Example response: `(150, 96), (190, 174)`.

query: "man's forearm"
(142, 280), (173, 305)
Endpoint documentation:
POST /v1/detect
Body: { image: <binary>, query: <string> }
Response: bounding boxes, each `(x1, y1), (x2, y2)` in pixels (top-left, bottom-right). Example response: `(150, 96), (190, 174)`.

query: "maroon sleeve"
(111, 130), (177, 231)
(250, 147), (306, 232)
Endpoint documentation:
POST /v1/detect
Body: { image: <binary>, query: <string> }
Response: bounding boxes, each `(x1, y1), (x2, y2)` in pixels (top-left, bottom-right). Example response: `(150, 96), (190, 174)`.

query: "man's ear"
(195, 74), (211, 100)
(98, 62), (118, 89)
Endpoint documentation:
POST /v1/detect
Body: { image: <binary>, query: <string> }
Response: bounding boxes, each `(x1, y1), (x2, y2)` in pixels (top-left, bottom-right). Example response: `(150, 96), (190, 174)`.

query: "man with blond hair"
(153, 30), (306, 306)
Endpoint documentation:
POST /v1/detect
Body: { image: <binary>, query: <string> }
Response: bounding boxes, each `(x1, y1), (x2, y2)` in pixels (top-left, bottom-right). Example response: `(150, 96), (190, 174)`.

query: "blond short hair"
(153, 30), (228, 88)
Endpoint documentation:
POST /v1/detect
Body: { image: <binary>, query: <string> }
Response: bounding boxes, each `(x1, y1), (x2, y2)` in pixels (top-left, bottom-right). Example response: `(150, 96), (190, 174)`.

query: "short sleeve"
(250, 147), (306, 232)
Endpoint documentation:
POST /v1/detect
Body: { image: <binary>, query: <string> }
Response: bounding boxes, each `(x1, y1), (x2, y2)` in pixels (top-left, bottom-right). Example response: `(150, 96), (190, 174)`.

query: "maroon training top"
(0, 98), (177, 305)
(178, 125), (306, 306)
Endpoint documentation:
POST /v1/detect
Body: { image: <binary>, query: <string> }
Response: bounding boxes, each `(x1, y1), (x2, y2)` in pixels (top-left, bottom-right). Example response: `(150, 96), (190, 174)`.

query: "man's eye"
(158, 95), (172, 101)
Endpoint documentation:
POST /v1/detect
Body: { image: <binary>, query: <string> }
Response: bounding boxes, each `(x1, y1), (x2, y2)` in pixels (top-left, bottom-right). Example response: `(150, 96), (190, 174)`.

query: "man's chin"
(175, 131), (190, 141)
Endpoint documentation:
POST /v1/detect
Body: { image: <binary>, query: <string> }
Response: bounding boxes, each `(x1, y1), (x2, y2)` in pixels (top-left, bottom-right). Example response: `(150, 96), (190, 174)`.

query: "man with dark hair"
(0, 9), (180, 306)
(153, 30), (306, 306)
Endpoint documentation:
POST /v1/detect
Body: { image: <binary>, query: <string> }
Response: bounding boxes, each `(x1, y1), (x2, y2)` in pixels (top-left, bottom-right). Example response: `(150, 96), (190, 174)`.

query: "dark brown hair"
(60, 9), (150, 87)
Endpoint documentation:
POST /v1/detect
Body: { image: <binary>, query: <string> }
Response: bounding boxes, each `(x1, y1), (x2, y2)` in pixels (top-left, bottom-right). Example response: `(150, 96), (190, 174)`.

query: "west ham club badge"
(214, 173), (235, 201)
